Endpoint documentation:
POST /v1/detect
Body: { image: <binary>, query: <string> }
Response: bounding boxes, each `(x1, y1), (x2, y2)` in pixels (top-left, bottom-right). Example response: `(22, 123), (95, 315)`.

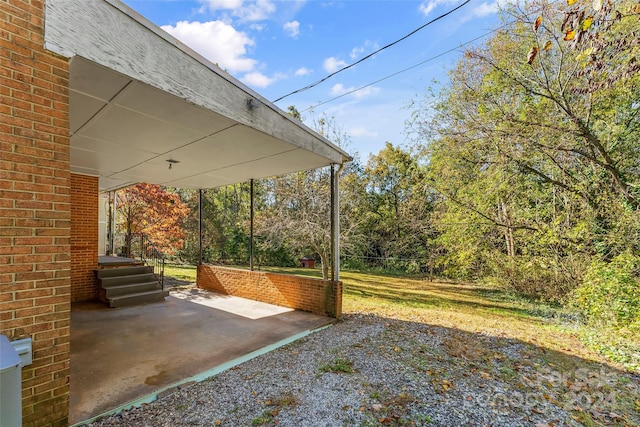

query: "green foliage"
(571, 253), (640, 331)
(408, 0), (640, 299)
(318, 358), (354, 374)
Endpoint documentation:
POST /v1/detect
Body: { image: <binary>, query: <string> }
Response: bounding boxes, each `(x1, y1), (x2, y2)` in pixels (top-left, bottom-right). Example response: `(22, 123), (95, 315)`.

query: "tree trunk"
(500, 202), (515, 257)
(320, 252), (329, 280)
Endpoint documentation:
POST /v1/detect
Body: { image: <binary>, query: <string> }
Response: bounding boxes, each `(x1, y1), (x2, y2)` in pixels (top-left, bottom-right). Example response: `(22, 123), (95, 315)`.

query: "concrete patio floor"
(70, 288), (333, 425)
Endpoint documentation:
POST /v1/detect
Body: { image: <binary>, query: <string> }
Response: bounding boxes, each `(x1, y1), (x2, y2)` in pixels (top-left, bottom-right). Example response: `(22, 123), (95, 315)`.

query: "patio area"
(70, 288), (334, 425)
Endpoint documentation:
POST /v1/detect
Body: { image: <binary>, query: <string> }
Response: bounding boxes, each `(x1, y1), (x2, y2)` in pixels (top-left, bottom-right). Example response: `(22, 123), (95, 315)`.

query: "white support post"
(332, 164), (342, 281)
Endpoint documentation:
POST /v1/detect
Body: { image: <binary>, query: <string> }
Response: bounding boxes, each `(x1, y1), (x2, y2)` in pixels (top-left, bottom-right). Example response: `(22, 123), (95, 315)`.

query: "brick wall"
(71, 173), (98, 302)
(197, 265), (342, 318)
(0, 0), (71, 426)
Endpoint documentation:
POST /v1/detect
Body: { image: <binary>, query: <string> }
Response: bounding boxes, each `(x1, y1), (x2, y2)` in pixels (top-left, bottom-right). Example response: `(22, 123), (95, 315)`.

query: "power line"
(272, 0), (471, 103)
(300, 24), (510, 113)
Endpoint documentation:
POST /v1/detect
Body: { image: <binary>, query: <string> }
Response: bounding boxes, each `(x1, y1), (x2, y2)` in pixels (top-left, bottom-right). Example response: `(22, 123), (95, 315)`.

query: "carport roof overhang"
(44, 0), (351, 192)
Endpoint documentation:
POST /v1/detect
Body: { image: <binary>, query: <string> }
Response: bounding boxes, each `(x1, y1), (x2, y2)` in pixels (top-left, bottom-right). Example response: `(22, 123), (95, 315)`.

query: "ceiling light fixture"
(166, 159), (180, 170)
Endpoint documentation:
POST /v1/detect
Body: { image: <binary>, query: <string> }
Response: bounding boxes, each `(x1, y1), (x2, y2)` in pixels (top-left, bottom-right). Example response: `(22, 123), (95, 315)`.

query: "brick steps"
(96, 266), (168, 308)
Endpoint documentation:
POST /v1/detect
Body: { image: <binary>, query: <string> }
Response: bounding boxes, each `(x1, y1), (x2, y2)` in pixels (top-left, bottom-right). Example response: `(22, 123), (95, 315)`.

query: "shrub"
(571, 253), (640, 330)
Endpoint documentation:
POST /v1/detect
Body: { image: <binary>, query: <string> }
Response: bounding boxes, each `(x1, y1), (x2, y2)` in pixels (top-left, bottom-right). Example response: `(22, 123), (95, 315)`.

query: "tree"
(116, 183), (189, 256)
(256, 109), (359, 279)
(360, 142), (436, 273)
(409, 0), (640, 297)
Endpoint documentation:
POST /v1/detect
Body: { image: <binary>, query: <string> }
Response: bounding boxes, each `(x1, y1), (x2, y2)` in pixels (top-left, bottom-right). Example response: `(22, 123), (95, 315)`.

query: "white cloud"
(419, 0), (453, 17)
(349, 40), (379, 60)
(350, 46), (364, 60)
(241, 71), (277, 88)
(419, 0), (502, 18)
(331, 83), (380, 98)
(250, 23), (267, 31)
(162, 20), (256, 73)
(198, 0), (276, 22)
(348, 126), (378, 138)
(323, 57), (348, 73)
(283, 20), (301, 38)
(235, 0), (276, 21)
(294, 67), (312, 76)
(199, 0), (243, 10)
(471, 1), (501, 17)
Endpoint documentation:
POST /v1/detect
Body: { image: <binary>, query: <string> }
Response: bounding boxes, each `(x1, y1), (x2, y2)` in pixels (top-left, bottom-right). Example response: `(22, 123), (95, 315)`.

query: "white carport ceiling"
(69, 57), (336, 192)
(46, 0), (350, 192)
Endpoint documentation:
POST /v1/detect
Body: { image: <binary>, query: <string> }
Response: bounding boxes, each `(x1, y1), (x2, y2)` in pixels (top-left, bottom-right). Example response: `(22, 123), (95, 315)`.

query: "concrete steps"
(96, 266), (168, 308)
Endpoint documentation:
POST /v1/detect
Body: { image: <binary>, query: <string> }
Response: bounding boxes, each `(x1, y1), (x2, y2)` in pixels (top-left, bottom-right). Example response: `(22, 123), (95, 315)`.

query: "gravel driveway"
(88, 312), (639, 426)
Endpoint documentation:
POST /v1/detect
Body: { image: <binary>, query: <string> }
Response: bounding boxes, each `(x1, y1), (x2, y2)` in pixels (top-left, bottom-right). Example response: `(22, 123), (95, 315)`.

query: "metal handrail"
(138, 234), (165, 289)
(116, 233), (165, 289)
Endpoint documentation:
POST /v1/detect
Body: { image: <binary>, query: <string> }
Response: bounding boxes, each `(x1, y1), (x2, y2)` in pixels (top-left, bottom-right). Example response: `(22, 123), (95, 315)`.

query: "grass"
(163, 263), (197, 282)
(165, 263), (639, 425)
(318, 358), (355, 374)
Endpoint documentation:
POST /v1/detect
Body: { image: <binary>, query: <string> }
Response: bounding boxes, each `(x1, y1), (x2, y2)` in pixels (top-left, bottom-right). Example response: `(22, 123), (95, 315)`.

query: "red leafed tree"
(116, 183), (189, 256)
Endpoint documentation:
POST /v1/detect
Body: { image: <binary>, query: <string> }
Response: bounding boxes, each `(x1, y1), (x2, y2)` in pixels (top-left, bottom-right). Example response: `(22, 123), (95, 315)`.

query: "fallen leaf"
(543, 40), (553, 51)
(567, 0), (577, 4)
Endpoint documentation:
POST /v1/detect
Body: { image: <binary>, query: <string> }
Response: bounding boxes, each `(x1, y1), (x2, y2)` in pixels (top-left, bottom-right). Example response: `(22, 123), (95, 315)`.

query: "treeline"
(168, 142), (435, 279)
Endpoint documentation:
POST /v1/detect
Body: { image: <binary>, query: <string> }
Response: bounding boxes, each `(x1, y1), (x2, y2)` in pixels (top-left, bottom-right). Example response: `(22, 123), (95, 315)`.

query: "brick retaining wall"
(197, 265), (342, 318)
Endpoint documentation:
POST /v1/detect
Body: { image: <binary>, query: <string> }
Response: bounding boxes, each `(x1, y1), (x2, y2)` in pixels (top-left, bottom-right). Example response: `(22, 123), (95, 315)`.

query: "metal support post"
(250, 179), (254, 271)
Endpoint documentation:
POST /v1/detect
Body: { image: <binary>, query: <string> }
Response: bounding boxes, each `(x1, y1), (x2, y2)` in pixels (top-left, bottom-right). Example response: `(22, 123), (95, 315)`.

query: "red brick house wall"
(71, 173), (98, 302)
(0, 0), (71, 425)
(197, 265), (342, 318)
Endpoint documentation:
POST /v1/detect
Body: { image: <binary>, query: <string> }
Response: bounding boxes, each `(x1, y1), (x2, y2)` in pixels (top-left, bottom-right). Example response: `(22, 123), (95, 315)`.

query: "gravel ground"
(88, 312), (640, 427)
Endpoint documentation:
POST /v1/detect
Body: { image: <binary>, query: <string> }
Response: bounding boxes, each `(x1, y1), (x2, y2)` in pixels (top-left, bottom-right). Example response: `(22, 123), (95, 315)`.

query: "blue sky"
(122, 0), (503, 161)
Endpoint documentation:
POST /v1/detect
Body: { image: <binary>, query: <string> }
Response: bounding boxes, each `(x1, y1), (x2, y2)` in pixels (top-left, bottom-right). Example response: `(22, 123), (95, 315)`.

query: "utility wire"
(299, 22), (511, 113)
(272, 0), (471, 103)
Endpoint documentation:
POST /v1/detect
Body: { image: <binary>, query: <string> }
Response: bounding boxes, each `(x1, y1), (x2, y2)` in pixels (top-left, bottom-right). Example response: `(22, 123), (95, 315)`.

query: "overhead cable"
(272, 0), (471, 103)
(299, 23), (511, 113)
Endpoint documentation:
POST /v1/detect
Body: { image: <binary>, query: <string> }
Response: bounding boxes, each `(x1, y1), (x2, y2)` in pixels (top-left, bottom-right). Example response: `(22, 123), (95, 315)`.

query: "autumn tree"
(116, 183), (190, 256)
